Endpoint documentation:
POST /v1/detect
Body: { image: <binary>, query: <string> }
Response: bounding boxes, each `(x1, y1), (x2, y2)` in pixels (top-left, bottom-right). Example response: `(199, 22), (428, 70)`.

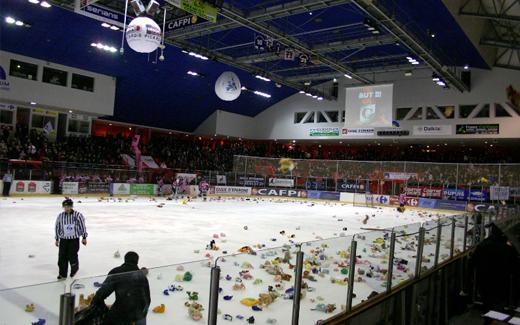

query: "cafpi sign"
(0, 65), (10, 91)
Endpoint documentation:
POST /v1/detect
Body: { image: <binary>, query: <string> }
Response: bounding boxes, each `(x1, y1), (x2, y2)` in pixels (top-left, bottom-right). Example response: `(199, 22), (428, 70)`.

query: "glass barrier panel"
(0, 281), (66, 325)
(453, 215), (467, 255)
(352, 230), (390, 301)
(300, 236), (352, 322)
(70, 259), (211, 325)
(421, 220), (440, 271)
(215, 245), (297, 325)
(438, 218), (453, 264)
(391, 222), (421, 288)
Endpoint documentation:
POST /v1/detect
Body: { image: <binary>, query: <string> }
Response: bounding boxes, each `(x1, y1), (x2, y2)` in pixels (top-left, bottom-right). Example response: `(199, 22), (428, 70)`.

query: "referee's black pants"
(58, 238), (80, 277)
(2, 181), (11, 196)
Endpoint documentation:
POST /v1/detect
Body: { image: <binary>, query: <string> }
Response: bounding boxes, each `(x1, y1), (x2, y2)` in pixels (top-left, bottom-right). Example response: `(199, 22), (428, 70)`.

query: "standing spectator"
(2, 170), (13, 196)
(92, 252), (151, 325)
(55, 199), (88, 279)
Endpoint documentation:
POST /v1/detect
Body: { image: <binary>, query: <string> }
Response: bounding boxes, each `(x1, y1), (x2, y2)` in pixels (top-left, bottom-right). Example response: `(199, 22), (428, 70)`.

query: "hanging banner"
(62, 182), (79, 195)
(216, 175), (227, 185)
(141, 156), (159, 169)
(456, 124), (499, 135)
(130, 184), (155, 195)
(166, 15), (205, 31)
(413, 125), (452, 136)
(309, 127), (340, 137)
(490, 186), (510, 200)
(74, 0), (126, 28)
(268, 178), (294, 187)
(341, 128), (375, 136)
(383, 172), (417, 180)
(179, 0), (218, 23)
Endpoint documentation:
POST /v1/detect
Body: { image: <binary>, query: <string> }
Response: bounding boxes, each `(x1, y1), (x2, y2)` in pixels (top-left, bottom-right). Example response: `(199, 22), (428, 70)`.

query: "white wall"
(0, 50), (116, 116)
(194, 111), (218, 135)
(195, 110), (256, 138)
(235, 67), (520, 140)
(215, 110), (255, 138)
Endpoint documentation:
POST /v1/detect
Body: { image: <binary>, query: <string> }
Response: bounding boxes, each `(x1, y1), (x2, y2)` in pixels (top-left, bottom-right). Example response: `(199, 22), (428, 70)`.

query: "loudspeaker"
(332, 81), (338, 98)
(461, 71), (471, 91)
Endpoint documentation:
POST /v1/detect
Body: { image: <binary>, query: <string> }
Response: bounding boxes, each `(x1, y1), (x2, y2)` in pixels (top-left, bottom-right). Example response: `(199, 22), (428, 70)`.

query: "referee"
(55, 198), (88, 280)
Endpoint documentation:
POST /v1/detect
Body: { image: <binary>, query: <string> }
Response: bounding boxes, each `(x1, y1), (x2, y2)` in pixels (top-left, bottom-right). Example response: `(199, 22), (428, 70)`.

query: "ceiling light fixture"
(344, 74), (352, 79)
(463, 64), (469, 70)
(187, 71), (199, 76)
(40, 1), (51, 7)
(28, 0), (40, 3)
(5, 17), (15, 24)
(15, 20), (24, 26)
(187, 51), (208, 60)
(255, 75), (271, 82)
(101, 22), (111, 28)
(110, 25), (119, 31)
(30, 101), (37, 105)
(91, 42), (117, 53)
(254, 90), (271, 98)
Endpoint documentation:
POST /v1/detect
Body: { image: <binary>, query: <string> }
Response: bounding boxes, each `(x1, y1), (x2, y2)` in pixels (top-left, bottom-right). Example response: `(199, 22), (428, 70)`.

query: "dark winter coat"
(92, 262), (151, 325)
(472, 229), (519, 310)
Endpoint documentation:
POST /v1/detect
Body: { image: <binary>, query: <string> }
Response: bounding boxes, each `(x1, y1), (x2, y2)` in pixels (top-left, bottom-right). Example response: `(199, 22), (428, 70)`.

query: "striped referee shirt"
(55, 210), (88, 240)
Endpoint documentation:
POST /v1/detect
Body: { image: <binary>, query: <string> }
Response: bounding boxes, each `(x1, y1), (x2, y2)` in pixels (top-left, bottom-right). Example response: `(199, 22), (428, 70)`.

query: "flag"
(43, 121), (54, 136)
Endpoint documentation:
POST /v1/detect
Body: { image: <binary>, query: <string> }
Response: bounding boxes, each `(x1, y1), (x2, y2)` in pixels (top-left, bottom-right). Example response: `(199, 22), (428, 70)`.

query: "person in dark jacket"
(92, 252), (151, 325)
(472, 223), (519, 315)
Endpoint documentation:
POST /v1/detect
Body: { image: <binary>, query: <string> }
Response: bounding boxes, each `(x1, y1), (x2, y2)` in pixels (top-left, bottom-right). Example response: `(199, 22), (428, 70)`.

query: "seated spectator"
(92, 251), (151, 325)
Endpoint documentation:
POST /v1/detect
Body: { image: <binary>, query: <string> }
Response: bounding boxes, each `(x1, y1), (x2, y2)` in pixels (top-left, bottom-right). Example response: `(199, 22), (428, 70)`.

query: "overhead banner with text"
(178, 0), (218, 23)
(74, 0), (126, 28)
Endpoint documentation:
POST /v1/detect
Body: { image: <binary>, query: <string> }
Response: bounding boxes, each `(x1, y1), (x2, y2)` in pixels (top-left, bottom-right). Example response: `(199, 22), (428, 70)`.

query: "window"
(475, 104), (490, 118)
(303, 112), (315, 124)
(326, 111), (339, 122)
(9, 60), (38, 80)
(495, 103), (512, 117)
(294, 112), (306, 123)
(459, 105), (476, 118)
(409, 107), (423, 120)
(42, 67), (68, 86)
(0, 110), (13, 124)
(72, 73), (94, 92)
(317, 112), (328, 123)
(31, 115), (55, 129)
(68, 120), (90, 133)
(425, 107), (440, 119)
(396, 107), (412, 120)
(438, 106), (455, 119)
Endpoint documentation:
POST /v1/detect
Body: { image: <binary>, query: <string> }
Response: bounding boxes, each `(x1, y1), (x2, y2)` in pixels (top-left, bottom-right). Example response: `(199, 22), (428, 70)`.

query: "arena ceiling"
(0, 0), (491, 131)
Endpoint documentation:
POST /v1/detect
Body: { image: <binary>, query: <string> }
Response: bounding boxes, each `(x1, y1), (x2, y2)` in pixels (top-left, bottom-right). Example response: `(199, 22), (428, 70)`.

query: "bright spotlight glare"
(40, 1), (51, 7)
(5, 17), (15, 24)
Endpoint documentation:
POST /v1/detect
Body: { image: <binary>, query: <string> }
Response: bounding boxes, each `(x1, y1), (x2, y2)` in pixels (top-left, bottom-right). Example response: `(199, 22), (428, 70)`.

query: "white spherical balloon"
(126, 17), (162, 53)
(215, 71), (241, 101)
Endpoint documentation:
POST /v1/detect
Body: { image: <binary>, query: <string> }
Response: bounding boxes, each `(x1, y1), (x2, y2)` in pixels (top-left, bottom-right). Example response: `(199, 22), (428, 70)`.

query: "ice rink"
(0, 196), (461, 325)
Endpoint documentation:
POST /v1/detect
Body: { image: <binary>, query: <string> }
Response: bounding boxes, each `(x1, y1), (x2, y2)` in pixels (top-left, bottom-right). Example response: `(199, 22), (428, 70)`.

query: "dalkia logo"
(16, 181), (25, 192)
(0, 66), (10, 90)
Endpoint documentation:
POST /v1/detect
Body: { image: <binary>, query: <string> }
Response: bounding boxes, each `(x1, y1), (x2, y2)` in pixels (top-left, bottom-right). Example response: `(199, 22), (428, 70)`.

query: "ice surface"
(0, 196), (461, 324)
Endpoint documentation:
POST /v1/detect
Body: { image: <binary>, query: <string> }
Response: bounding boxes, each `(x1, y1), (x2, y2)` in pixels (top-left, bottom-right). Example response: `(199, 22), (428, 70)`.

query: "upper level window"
(43, 67), (68, 86)
(72, 73), (94, 92)
(9, 59), (38, 80)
